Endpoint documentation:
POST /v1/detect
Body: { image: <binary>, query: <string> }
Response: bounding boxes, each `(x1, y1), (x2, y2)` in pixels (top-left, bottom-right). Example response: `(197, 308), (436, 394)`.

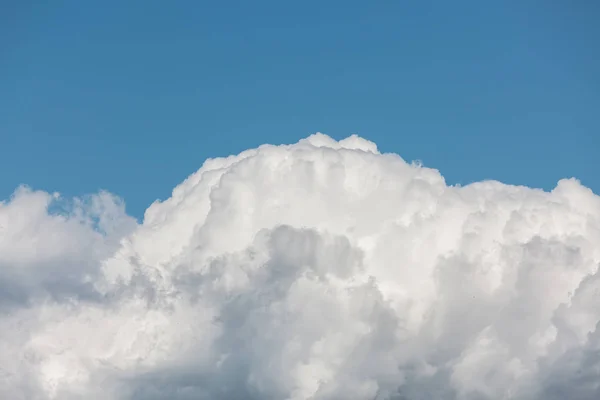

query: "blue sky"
(2, 1), (598, 220)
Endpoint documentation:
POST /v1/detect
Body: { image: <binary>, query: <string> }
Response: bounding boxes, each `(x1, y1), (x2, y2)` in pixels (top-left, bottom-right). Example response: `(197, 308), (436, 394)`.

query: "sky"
(1, 1), (598, 220)
(2, 3), (600, 395)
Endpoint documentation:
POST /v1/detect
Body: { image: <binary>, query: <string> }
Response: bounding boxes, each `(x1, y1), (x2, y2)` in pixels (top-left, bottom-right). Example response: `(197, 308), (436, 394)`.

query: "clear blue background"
(2, 1), (598, 220)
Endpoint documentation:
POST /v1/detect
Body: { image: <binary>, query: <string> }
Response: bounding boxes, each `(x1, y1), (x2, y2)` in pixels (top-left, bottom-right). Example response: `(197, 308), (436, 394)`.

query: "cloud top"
(1, 133), (599, 399)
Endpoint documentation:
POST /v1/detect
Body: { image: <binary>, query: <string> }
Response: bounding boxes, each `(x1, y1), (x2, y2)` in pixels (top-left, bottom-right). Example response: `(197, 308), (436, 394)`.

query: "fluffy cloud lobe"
(1, 134), (599, 399)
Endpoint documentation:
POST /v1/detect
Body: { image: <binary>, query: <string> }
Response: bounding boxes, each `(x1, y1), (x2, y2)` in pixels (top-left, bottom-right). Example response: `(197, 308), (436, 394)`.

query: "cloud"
(0, 133), (599, 399)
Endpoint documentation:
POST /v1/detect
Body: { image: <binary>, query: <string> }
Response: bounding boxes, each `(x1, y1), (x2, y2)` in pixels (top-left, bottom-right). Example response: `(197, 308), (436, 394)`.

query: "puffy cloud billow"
(1, 133), (599, 399)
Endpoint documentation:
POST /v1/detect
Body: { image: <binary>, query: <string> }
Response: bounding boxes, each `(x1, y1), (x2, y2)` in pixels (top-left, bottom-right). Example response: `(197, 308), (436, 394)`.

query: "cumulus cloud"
(0, 133), (599, 399)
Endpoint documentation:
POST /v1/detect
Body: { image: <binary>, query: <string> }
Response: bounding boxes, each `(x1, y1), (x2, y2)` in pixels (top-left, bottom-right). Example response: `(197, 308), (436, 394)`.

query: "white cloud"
(0, 133), (599, 399)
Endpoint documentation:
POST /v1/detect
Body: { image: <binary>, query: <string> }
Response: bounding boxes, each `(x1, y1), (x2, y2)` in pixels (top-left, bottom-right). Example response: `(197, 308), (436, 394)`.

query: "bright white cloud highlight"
(0, 133), (599, 399)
